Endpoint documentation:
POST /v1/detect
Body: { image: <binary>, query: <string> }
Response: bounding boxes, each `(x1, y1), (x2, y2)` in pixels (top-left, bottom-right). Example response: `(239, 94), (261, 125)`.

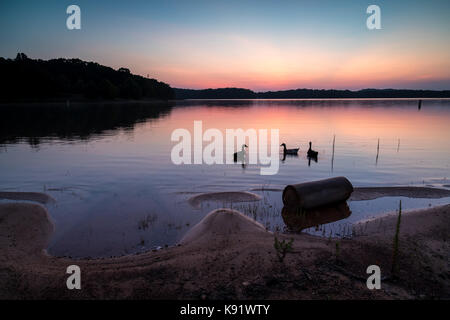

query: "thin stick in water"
(331, 135), (336, 172)
(375, 138), (380, 165)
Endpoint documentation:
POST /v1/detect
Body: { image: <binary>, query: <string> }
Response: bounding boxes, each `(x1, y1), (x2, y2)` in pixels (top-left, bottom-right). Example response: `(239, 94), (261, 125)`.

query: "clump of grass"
(335, 241), (340, 262)
(274, 235), (294, 262)
(137, 213), (158, 230)
(391, 200), (402, 276)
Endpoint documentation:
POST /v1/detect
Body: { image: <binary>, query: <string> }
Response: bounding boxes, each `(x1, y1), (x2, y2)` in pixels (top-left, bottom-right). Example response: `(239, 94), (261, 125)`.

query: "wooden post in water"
(376, 138), (380, 165)
(331, 135), (336, 172)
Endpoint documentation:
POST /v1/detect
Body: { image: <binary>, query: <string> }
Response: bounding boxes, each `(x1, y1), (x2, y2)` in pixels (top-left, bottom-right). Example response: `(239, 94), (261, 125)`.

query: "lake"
(1, 99), (449, 258)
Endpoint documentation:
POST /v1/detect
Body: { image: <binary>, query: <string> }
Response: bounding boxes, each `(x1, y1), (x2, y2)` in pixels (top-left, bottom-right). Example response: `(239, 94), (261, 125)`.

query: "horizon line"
(5, 53), (449, 93)
(174, 86), (450, 92)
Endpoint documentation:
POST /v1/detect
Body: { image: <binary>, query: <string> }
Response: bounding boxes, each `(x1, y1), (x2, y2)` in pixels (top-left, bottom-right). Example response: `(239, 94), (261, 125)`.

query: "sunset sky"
(1, 0), (449, 91)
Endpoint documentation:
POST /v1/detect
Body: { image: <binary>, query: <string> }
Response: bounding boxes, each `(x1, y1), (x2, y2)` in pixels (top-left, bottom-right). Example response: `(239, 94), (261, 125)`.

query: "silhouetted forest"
(0, 53), (174, 101)
(175, 87), (450, 99)
(2, 53), (448, 102)
(175, 88), (256, 99)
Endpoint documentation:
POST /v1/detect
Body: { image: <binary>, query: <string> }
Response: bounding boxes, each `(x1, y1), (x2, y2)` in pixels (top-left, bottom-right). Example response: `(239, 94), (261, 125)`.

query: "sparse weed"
(274, 235), (294, 262)
(335, 241), (340, 262)
(391, 200), (402, 276)
(137, 213), (158, 230)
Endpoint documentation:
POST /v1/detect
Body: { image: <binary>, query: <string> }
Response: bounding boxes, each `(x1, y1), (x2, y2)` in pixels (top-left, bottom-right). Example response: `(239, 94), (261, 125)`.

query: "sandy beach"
(0, 187), (449, 299)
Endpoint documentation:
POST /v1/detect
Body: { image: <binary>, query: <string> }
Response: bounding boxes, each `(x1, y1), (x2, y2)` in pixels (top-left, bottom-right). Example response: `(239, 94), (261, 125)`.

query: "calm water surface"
(0, 99), (449, 257)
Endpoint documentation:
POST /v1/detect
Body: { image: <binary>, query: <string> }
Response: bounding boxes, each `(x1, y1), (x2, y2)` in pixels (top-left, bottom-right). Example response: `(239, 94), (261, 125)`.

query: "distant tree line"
(175, 87), (450, 99)
(175, 88), (256, 99)
(0, 53), (175, 101)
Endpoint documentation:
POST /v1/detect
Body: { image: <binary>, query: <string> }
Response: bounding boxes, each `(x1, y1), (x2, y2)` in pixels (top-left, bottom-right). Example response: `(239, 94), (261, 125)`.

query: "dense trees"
(2, 53), (448, 101)
(0, 53), (174, 101)
(257, 88), (450, 99)
(175, 88), (256, 99)
(175, 87), (450, 99)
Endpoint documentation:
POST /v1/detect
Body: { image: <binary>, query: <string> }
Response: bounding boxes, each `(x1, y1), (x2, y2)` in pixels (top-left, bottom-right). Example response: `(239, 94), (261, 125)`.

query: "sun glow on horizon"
(127, 28), (450, 91)
(1, 0), (450, 90)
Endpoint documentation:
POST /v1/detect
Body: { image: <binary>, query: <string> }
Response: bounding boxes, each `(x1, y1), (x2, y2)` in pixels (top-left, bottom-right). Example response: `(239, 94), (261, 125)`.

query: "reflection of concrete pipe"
(281, 202), (352, 232)
(282, 177), (353, 210)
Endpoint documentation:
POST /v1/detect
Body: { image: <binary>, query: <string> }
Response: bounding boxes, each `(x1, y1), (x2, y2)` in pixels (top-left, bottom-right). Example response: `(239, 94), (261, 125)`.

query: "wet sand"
(350, 186), (450, 201)
(251, 186), (450, 202)
(0, 191), (56, 204)
(0, 192), (449, 299)
(188, 191), (261, 208)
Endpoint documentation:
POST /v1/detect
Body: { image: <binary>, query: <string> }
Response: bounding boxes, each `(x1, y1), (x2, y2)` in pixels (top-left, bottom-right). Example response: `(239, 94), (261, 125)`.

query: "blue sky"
(1, 0), (449, 90)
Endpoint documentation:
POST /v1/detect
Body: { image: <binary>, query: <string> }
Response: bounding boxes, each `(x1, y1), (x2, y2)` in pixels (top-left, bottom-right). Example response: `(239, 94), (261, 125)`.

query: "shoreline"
(350, 186), (450, 201)
(1, 97), (450, 106)
(0, 187), (449, 299)
(3, 186), (449, 206)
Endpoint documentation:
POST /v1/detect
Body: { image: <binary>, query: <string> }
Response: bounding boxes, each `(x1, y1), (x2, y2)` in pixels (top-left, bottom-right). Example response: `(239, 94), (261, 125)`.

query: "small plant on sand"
(335, 241), (340, 262)
(274, 235), (294, 263)
(391, 200), (402, 276)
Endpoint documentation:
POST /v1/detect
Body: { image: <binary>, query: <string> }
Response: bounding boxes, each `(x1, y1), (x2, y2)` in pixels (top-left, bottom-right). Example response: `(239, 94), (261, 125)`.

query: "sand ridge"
(188, 191), (261, 208)
(350, 186), (450, 201)
(180, 208), (267, 245)
(0, 191), (56, 204)
(0, 200), (449, 299)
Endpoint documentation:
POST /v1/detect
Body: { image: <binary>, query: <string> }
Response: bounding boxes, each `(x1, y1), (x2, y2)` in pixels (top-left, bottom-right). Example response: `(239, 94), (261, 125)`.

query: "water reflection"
(281, 153), (299, 162)
(307, 154), (318, 167)
(0, 102), (173, 145)
(281, 202), (352, 232)
(1, 99), (449, 257)
(307, 141), (319, 167)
